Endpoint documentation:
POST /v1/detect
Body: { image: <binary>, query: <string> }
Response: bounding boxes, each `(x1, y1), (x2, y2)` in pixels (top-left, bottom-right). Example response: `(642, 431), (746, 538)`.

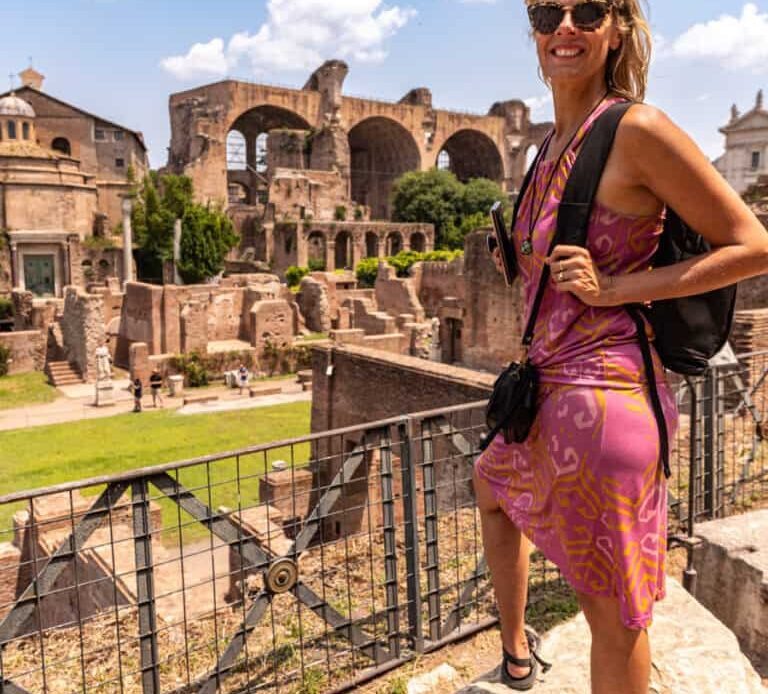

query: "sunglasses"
(527, 1), (612, 34)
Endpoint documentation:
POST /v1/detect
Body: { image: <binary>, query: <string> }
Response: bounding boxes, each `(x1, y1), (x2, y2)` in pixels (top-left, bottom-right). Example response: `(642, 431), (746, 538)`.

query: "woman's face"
(528, 0), (622, 89)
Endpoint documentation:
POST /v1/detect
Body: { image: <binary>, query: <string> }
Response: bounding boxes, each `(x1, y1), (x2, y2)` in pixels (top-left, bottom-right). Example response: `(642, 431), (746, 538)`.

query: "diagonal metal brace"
(289, 444), (369, 556)
(0, 481), (129, 645)
(149, 473), (273, 570)
(199, 591), (272, 694)
(1, 679), (35, 694)
(432, 417), (475, 458)
(293, 582), (391, 664)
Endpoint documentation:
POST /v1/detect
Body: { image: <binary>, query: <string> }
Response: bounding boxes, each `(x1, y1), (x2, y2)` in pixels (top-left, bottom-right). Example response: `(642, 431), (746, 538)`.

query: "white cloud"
(524, 93), (553, 120)
(161, 0), (416, 80)
(669, 3), (768, 73)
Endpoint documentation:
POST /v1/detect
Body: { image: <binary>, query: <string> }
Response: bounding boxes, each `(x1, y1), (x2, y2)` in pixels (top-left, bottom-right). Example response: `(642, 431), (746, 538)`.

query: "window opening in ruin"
(227, 130), (247, 171)
(115, 158), (125, 168)
(437, 150), (451, 171)
(752, 151), (761, 171)
(114, 130), (124, 141)
(335, 232), (352, 270)
(439, 128), (504, 184)
(365, 232), (379, 258)
(386, 232), (403, 256)
(256, 133), (269, 173)
(228, 182), (249, 205)
(22, 122), (30, 140)
(52, 137), (71, 155)
(411, 232), (426, 253)
(7, 121), (17, 140)
(307, 231), (327, 267)
(94, 128), (106, 141)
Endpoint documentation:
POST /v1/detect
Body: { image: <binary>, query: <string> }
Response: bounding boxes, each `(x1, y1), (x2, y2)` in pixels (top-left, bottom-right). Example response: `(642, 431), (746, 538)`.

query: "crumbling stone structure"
(166, 59), (548, 275)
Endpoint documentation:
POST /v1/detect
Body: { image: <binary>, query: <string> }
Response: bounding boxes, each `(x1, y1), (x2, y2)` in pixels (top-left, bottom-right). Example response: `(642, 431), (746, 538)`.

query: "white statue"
(95, 345), (112, 382)
(430, 317), (442, 362)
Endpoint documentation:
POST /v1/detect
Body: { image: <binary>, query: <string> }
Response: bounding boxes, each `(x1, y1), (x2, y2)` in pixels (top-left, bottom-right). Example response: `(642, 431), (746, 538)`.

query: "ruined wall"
(462, 230), (526, 372)
(59, 287), (105, 381)
(0, 243), (11, 296)
(374, 263), (425, 322)
(116, 282), (164, 365)
(735, 275), (768, 311)
(310, 343), (493, 434)
(413, 258), (466, 318)
(250, 299), (294, 353)
(0, 330), (45, 374)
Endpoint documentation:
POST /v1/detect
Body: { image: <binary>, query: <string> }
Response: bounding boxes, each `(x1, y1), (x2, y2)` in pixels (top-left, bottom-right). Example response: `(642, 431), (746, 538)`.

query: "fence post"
(132, 479), (160, 693)
(702, 367), (725, 519)
(399, 417), (424, 652)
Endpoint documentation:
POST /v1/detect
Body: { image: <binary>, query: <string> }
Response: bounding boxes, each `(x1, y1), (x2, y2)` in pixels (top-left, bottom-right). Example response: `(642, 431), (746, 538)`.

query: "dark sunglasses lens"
(572, 2), (609, 29)
(529, 5), (565, 34)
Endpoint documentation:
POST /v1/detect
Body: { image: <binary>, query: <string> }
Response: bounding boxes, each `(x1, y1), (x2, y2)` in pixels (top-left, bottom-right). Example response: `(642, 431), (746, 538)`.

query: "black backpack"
(528, 101), (737, 477)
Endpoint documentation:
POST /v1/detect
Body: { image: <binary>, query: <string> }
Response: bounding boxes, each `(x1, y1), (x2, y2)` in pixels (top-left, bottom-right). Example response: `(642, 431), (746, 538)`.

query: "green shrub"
(261, 340), (313, 376)
(0, 297), (12, 321)
(0, 345), (11, 378)
(285, 265), (310, 287)
(353, 206), (364, 221)
(334, 205), (347, 221)
(169, 352), (209, 388)
(307, 257), (325, 272)
(355, 257), (379, 288)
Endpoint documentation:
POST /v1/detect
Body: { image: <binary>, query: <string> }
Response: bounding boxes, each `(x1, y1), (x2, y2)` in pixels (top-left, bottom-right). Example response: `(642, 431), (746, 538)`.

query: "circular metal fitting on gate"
(265, 558), (298, 594)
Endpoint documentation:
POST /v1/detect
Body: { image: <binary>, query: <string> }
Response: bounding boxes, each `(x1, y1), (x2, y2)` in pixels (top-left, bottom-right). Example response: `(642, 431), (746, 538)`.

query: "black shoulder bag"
(479, 144), (561, 452)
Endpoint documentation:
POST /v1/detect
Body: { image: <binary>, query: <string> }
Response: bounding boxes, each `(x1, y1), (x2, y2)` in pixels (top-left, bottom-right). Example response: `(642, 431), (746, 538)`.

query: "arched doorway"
(334, 231), (352, 270)
(52, 137), (71, 155)
(348, 117), (421, 220)
(410, 232), (426, 253)
(307, 231), (327, 270)
(226, 130), (247, 170)
(386, 232), (403, 256)
(436, 129), (504, 183)
(365, 232), (379, 258)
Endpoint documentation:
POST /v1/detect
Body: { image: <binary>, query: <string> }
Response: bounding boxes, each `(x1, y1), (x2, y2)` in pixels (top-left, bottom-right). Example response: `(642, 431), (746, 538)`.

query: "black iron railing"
(0, 350), (765, 692)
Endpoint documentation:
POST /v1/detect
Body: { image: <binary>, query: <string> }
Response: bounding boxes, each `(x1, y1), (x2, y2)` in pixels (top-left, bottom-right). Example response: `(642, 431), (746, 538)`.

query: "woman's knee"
(578, 592), (644, 647)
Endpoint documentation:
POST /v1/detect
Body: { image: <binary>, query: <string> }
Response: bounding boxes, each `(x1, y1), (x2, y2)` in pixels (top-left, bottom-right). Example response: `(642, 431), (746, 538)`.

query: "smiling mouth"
(551, 47), (585, 58)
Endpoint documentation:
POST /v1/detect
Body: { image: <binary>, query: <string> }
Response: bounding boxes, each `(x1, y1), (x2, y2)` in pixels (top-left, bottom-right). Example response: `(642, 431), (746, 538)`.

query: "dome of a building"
(0, 94), (35, 118)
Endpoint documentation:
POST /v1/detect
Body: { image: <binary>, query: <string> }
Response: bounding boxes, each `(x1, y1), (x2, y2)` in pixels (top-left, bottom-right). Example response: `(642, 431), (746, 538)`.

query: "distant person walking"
(149, 368), (163, 408)
(130, 377), (143, 413)
(475, 1), (768, 693)
(238, 364), (249, 396)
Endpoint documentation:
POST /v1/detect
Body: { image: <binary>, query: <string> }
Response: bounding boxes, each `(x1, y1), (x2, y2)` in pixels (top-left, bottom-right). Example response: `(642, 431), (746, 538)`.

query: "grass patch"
(0, 401), (312, 540)
(0, 373), (58, 411)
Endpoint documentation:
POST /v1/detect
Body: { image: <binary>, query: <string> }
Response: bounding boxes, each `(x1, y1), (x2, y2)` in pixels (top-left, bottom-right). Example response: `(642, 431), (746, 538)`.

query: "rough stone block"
(691, 509), (768, 672)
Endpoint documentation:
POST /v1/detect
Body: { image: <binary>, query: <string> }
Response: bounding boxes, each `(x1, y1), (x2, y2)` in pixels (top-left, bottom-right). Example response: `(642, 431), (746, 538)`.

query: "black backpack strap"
(556, 101), (634, 245)
(553, 101), (672, 479)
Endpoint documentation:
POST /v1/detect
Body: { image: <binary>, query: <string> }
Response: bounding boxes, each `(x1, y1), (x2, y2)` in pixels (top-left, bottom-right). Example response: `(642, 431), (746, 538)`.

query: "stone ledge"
(457, 578), (765, 694)
(692, 509), (768, 674)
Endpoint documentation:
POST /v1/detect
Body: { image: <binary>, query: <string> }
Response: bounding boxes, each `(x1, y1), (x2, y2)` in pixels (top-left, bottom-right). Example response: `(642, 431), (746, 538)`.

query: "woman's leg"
(474, 467), (531, 678)
(578, 592), (651, 694)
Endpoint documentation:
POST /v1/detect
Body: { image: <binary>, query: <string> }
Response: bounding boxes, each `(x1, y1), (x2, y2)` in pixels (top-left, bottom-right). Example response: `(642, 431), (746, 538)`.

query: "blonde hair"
(525, 0), (653, 102)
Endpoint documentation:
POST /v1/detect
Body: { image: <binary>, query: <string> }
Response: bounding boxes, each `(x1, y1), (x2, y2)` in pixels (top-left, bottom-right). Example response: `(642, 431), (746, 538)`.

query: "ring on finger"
(557, 270), (565, 283)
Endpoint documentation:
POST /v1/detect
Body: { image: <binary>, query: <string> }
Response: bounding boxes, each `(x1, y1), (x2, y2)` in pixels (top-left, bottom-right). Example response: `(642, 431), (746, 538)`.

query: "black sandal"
(499, 627), (552, 691)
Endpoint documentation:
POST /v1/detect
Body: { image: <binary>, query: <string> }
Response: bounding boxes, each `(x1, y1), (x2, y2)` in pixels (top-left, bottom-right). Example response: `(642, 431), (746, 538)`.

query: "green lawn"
(0, 372), (58, 411)
(0, 401), (312, 542)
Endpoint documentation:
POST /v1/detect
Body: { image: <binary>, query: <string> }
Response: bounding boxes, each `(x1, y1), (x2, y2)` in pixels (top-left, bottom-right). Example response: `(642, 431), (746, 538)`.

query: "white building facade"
(715, 90), (768, 195)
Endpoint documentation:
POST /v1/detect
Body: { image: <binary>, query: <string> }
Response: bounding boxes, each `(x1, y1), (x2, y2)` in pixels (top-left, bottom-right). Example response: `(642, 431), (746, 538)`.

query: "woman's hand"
(547, 245), (617, 307)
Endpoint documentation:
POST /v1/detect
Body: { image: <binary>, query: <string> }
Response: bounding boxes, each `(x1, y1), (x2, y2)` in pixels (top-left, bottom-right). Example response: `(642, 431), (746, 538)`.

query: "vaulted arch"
(348, 117), (421, 220)
(435, 129), (504, 183)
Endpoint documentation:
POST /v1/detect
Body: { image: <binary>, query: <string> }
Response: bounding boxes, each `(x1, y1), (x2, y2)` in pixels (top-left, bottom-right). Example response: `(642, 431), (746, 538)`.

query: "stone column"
(173, 218), (183, 285)
(377, 235), (386, 259)
(122, 199), (134, 287)
(351, 233), (363, 269)
(297, 231), (309, 269)
(326, 240), (336, 273)
(9, 242), (18, 288)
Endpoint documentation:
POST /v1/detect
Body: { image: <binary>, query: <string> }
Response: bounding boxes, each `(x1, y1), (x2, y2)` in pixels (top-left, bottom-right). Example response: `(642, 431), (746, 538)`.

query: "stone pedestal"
(94, 381), (115, 407)
(168, 374), (184, 398)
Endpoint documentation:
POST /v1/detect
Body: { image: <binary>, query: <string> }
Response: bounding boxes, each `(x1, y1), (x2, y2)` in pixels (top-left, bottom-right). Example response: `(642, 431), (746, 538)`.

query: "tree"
(177, 204), (239, 284)
(391, 169), (464, 247)
(391, 169), (508, 249)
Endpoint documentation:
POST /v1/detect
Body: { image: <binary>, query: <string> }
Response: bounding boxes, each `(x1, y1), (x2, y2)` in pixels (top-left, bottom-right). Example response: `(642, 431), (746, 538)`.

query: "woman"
(474, 1), (768, 692)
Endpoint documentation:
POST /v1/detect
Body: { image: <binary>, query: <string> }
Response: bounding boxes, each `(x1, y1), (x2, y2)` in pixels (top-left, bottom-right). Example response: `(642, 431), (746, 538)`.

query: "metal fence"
(0, 351), (766, 693)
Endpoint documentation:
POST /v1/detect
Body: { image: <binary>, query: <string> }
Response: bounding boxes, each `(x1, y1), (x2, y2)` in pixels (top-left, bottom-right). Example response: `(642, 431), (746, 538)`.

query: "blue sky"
(2, 1), (767, 167)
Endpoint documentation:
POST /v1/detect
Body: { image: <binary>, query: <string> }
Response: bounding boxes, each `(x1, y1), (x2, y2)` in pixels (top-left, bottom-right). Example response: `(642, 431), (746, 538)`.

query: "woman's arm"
(550, 105), (768, 307)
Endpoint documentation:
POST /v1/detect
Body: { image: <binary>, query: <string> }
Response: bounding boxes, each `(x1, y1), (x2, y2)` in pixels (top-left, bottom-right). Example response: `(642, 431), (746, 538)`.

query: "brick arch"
(434, 128), (504, 183)
(348, 117), (422, 221)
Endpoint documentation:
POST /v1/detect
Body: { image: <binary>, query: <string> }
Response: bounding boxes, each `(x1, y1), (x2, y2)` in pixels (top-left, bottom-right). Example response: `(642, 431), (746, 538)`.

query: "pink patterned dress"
(475, 98), (678, 630)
